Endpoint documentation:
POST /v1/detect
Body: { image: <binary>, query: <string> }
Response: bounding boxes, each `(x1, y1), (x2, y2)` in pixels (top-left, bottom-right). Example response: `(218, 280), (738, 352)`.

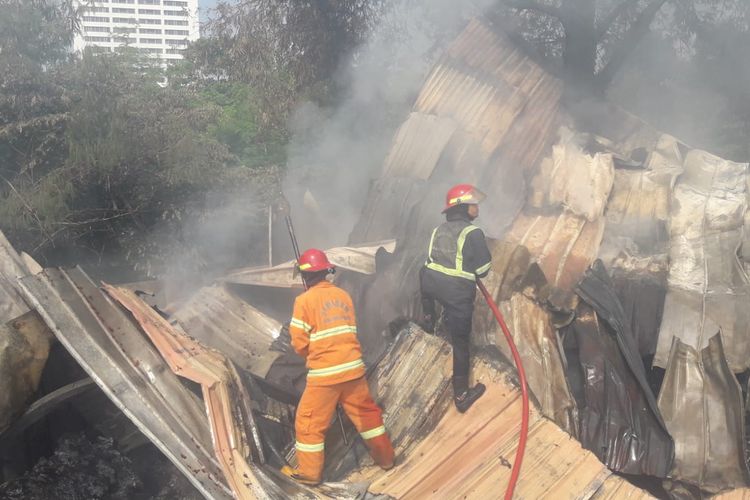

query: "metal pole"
(268, 205), (273, 267)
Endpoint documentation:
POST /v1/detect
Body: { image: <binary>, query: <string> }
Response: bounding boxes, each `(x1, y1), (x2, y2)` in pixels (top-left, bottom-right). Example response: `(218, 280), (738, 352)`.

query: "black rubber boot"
(453, 376), (486, 413)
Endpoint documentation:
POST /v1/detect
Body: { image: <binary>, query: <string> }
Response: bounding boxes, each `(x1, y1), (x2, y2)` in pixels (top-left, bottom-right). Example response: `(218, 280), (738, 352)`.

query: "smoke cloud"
(282, 0), (494, 252)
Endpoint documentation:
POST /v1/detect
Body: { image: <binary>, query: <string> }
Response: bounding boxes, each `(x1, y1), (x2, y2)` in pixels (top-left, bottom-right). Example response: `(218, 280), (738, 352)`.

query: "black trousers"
(445, 312), (472, 380)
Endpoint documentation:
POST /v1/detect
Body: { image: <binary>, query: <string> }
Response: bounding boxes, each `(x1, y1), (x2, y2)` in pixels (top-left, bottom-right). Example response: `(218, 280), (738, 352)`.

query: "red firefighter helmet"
(297, 248), (335, 273)
(442, 184), (486, 213)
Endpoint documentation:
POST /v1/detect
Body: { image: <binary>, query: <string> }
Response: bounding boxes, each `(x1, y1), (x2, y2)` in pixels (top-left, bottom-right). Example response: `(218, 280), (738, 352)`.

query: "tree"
(491, 0), (748, 96)
(187, 0), (385, 124)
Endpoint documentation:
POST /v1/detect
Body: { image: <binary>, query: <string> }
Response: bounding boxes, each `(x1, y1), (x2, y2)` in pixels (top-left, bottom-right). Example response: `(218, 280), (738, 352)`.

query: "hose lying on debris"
(476, 279), (529, 500)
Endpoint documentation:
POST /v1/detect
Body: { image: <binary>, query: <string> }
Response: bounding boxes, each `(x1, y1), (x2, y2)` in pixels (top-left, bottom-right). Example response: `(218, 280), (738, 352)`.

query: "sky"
(198, 0), (219, 22)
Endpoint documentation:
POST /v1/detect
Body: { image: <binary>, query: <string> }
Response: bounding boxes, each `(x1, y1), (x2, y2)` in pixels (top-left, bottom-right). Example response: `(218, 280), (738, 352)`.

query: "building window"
(138, 0), (160, 4)
(140, 48), (163, 54)
(166, 48), (184, 54)
(84, 6), (109, 13)
(164, 29), (188, 36)
(139, 28), (162, 34)
(84, 36), (111, 42)
(82, 16), (109, 22)
(163, 9), (187, 16)
(111, 7), (135, 13)
(163, 19), (187, 26)
(165, 39), (187, 46)
(112, 0), (135, 3)
(112, 17), (137, 23)
(113, 27), (137, 33)
(140, 38), (162, 44)
(139, 18), (162, 24)
(138, 8), (160, 14)
(85, 26), (111, 32)
(163, 0), (187, 5)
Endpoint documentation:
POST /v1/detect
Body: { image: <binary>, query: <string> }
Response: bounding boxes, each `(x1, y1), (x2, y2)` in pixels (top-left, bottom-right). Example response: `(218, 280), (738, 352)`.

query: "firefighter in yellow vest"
(281, 248), (395, 485)
(420, 184), (492, 413)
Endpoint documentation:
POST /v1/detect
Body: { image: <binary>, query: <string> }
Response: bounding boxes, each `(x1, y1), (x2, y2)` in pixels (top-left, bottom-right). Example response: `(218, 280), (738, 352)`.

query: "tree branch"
(595, 0), (669, 90)
(502, 0), (563, 20)
(597, 0), (640, 39)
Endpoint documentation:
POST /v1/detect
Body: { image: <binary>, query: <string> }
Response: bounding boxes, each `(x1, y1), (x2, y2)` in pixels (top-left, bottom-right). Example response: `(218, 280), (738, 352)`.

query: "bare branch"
(597, 0), (640, 39)
(596, 0), (669, 89)
(502, 0), (563, 20)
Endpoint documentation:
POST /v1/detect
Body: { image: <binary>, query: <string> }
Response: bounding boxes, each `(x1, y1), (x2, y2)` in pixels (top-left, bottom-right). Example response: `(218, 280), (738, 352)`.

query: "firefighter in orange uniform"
(281, 248), (395, 485)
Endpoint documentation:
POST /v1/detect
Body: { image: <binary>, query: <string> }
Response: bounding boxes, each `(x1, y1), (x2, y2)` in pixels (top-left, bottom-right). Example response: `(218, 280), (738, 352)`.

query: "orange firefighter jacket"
(289, 280), (366, 386)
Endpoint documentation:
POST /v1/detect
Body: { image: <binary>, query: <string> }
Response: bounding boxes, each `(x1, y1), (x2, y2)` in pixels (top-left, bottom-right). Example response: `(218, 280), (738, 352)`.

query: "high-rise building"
(73, 0), (199, 62)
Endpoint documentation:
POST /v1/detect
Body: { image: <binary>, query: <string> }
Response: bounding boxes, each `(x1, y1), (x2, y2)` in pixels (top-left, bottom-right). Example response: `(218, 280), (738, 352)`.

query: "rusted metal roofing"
(657, 334), (749, 492)
(506, 210), (605, 291)
(470, 240), (577, 435)
(17, 267), (231, 500)
(172, 284), (281, 377)
(104, 285), (272, 499)
(223, 241), (396, 287)
(381, 113), (457, 179)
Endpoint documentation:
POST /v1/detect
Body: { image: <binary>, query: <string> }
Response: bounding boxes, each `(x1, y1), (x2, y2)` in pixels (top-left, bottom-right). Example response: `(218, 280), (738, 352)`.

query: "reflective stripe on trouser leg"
(339, 377), (395, 468)
(295, 384), (340, 481)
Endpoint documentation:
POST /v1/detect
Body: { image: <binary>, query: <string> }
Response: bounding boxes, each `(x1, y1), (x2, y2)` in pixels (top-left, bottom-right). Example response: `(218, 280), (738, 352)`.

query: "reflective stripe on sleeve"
(290, 318), (312, 333)
(296, 441), (324, 453)
(475, 261), (491, 275)
(360, 425), (387, 440)
(310, 325), (357, 342)
(307, 358), (365, 378)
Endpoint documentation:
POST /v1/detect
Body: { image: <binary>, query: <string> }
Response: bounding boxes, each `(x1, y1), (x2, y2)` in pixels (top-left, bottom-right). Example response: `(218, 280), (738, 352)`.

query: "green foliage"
(0, 0), (286, 274)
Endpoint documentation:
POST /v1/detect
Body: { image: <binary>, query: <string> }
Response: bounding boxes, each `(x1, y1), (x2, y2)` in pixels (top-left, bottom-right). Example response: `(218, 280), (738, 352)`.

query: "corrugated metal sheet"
(172, 285), (281, 377)
(223, 241), (396, 287)
(323, 326), (452, 480)
(17, 267), (231, 500)
(506, 210), (605, 291)
(716, 489), (750, 499)
(657, 334), (749, 492)
(0, 231), (30, 322)
(654, 149), (750, 372)
(104, 285), (276, 500)
(359, 358), (619, 499)
(530, 128), (615, 222)
(381, 113), (457, 179)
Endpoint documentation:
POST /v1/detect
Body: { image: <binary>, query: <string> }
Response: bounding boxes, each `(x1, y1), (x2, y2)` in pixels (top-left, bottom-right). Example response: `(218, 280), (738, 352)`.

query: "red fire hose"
(476, 279), (529, 500)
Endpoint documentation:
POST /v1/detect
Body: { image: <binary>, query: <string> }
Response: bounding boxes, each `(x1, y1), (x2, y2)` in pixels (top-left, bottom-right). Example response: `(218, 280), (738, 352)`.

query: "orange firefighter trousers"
(295, 376), (394, 481)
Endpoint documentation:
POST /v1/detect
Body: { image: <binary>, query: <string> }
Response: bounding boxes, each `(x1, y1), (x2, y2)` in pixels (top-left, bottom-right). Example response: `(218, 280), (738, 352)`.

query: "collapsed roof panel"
(0, 231), (31, 322)
(223, 241), (396, 287)
(506, 210), (605, 291)
(17, 267), (231, 500)
(172, 285), (281, 377)
(381, 113), (458, 179)
(658, 334), (750, 492)
(654, 148), (750, 372)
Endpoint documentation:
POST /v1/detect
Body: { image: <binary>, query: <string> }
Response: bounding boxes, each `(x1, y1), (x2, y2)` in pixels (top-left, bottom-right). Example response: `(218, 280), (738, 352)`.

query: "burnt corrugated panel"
(716, 489), (750, 499)
(530, 128), (615, 222)
(506, 210), (605, 291)
(655, 148), (750, 372)
(17, 267), (231, 500)
(358, 358), (625, 499)
(172, 285), (281, 377)
(470, 240), (577, 435)
(657, 334), (750, 492)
